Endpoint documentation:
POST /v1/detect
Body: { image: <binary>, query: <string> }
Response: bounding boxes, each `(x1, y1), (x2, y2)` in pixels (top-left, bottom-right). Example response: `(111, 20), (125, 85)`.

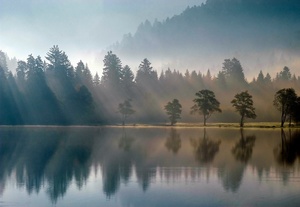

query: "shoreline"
(0, 122), (299, 129)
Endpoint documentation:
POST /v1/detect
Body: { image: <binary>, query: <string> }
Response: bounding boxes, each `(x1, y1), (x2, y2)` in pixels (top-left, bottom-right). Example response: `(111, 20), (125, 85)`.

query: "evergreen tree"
(75, 61), (93, 87)
(120, 65), (135, 96)
(0, 50), (8, 76)
(45, 46), (95, 124)
(264, 73), (272, 86)
(75, 60), (85, 83)
(83, 64), (93, 86)
(0, 56), (22, 124)
(136, 58), (158, 87)
(93, 72), (100, 86)
(16, 60), (27, 87)
(25, 55), (65, 124)
(256, 70), (264, 85)
(101, 51), (122, 88)
(222, 58), (247, 87)
(277, 66), (292, 81)
(216, 71), (227, 89)
(46, 45), (74, 79)
(74, 85), (96, 123)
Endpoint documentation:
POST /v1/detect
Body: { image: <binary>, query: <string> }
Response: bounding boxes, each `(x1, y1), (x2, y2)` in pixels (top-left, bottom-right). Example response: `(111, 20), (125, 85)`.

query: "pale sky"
(0, 0), (205, 74)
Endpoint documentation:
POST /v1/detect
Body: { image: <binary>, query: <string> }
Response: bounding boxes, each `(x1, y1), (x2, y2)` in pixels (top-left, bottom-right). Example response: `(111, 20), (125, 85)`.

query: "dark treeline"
(1, 47), (300, 125)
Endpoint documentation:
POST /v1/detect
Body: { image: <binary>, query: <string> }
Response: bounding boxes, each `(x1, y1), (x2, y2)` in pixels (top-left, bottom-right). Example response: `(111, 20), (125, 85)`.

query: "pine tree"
(101, 51), (122, 89)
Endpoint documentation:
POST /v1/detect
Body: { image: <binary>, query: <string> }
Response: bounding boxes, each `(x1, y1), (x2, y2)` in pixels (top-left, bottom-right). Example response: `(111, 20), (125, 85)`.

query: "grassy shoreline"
(0, 122), (299, 129)
(115, 122), (300, 129)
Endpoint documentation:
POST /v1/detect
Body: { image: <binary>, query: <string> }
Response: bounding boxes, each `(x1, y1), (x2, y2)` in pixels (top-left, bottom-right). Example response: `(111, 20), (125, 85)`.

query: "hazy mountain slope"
(111, 0), (300, 78)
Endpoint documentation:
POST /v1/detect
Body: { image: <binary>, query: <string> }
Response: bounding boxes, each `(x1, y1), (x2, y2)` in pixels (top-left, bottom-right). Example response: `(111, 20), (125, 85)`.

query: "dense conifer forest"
(0, 47), (300, 125)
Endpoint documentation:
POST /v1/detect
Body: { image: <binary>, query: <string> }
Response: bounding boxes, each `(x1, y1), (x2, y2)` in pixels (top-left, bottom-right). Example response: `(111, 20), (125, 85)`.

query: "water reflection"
(190, 128), (221, 164)
(165, 129), (181, 154)
(232, 129), (256, 163)
(0, 127), (300, 206)
(274, 129), (300, 166)
(119, 128), (135, 152)
(0, 128), (94, 203)
(218, 129), (256, 193)
(218, 163), (245, 193)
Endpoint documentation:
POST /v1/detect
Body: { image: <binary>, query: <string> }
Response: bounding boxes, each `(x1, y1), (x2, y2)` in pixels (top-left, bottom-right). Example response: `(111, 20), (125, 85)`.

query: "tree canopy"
(273, 88), (298, 127)
(164, 99), (182, 125)
(118, 99), (135, 125)
(191, 89), (222, 126)
(231, 91), (256, 127)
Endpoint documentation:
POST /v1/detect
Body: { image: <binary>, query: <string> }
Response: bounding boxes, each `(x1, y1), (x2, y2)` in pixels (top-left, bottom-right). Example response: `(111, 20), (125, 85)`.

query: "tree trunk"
(281, 110), (285, 127)
(122, 115), (125, 126)
(240, 115), (244, 127)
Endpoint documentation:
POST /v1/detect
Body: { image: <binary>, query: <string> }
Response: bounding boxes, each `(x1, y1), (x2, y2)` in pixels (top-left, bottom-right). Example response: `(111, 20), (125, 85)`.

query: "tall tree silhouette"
(191, 89), (222, 126)
(118, 99), (135, 125)
(0, 51), (22, 124)
(164, 99), (182, 125)
(222, 58), (247, 87)
(120, 65), (135, 97)
(25, 55), (65, 124)
(231, 91), (256, 127)
(101, 51), (122, 90)
(136, 58), (158, 90)
(273, 88), (297, 127)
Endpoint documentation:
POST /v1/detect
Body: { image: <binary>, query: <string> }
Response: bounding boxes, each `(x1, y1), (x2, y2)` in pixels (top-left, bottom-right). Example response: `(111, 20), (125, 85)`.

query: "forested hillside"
(112, 0), (300, 75)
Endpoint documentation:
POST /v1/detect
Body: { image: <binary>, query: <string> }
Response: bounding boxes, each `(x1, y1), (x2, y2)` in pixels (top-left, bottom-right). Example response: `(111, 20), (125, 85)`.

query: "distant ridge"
(111, 0), (300, 77)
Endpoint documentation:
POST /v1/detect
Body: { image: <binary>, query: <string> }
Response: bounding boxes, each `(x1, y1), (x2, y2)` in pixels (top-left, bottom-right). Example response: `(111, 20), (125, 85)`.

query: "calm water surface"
(0, 127), (300, 207)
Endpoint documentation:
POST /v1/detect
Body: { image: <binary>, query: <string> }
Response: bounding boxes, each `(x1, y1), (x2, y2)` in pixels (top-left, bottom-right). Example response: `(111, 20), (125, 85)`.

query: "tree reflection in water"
(0, 128), (94, 204)
(219, 129), (256, 193)
(218, 164), (245, 193)
(165, 128), (181, 154)
(46, 141), (92, 202)
(232, 129), (256, 163)
(1, 127), (300, 204)
(190, 128), (221, 164)
(102, 129), (135, 198)
(119, 128), (135, 152)
(274, 129), (300, 166)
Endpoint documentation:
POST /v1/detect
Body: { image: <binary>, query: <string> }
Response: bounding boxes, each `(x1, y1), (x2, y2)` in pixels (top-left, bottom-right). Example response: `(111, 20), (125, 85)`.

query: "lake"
(0, 126), (300, 207)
